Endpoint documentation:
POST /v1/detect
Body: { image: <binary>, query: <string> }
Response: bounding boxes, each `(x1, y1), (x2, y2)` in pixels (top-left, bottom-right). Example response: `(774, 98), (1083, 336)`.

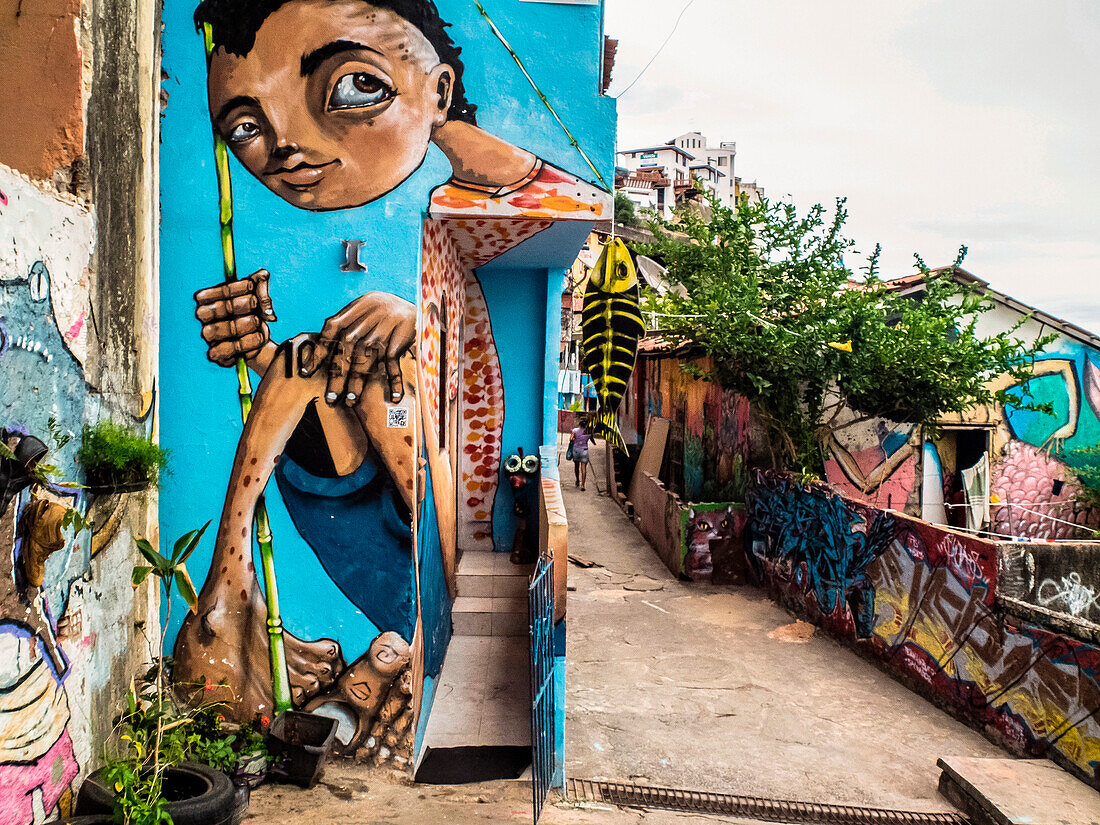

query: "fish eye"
(504, 455), (522, 473)
(522, 455), (541, 474)
(328, 72), (395, 111)
(228, 120), (261, 144)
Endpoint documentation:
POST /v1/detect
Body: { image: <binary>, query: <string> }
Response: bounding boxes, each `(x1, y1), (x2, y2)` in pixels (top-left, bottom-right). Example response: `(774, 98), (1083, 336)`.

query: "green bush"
(1069, 445), (1100, 512)
(77, 422), (168, 489)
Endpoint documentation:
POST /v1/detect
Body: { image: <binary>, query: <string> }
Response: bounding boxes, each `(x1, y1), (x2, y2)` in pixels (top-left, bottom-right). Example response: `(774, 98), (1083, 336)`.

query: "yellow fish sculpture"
(581, 238), (646, 453)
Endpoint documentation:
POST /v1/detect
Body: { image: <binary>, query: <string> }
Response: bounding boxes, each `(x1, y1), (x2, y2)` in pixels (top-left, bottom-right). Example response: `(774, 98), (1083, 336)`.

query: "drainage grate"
(567, 779), (971, 825)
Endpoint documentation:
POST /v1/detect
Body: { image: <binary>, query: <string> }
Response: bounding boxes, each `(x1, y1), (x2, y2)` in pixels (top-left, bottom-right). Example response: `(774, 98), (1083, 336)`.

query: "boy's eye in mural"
(328, 70), (396, 110)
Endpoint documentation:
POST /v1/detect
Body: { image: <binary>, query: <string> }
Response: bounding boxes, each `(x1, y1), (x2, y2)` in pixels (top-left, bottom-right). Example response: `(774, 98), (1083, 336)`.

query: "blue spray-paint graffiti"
(751, 473), (895, 637)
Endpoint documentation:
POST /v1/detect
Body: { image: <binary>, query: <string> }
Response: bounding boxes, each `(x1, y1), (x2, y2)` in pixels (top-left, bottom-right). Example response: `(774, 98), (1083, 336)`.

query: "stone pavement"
(245, 766), (743, 824)
(245, 441), (1009, 824)
(563, 443), (1005, 813)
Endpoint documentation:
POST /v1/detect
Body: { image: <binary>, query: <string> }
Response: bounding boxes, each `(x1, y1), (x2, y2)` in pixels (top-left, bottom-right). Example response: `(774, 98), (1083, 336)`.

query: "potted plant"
(76, 523), (240, 825)
(76, 422), (167, 495)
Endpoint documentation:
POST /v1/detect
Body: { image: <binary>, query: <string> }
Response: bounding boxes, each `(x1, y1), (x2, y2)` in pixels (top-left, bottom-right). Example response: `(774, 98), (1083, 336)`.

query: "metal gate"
(529, 555), (556, 824)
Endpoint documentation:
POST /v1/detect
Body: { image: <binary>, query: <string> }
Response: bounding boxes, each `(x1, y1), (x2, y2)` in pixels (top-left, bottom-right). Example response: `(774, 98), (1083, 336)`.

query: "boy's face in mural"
(207, 0), (454, 210)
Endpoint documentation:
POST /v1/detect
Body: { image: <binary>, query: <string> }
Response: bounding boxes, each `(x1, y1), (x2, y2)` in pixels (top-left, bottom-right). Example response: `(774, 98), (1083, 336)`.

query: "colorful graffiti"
(161, 0), (611, 764)
(0, 168), (94, 825)
(824, 335), (1100, 539)
(750, 473), (1100, 788)
(632, 350), (750, 502)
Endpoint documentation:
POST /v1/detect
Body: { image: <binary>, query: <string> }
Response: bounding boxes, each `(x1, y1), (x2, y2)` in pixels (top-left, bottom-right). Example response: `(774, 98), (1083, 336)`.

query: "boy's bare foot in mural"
(304, 631), (410, 755)
(174, 335), (416, 717)
(175, 571), (345, 716)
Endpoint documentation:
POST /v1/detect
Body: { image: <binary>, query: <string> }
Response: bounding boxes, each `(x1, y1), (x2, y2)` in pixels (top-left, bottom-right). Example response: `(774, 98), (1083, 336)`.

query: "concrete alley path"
(563, 444), (1005, 813)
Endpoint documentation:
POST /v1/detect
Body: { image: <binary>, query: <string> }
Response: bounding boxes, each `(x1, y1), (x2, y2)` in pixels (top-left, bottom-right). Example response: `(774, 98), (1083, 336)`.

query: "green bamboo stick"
(203, 23), (293, 714)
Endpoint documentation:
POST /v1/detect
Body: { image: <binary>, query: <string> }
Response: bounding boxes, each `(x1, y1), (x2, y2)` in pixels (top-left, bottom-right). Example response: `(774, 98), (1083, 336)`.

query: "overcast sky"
(605, 0), (1100, 332)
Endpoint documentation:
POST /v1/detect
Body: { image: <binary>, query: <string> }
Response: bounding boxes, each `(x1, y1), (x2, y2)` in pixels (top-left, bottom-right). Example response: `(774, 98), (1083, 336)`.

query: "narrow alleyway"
(563, 443), (1004, 813)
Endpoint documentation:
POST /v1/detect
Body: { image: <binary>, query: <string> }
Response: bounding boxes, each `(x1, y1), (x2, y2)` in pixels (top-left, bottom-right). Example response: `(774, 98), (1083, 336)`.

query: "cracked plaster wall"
(0, 0), (160, 821)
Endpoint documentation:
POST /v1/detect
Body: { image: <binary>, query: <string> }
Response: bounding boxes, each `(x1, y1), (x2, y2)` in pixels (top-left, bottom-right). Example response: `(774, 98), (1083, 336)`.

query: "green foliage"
(103, 524), (216, 825)
(78, 421), (168, 488)
(615, 191), (640, 228)
(1068, 445), (1100, 512)
(639, 190), (1054, 472)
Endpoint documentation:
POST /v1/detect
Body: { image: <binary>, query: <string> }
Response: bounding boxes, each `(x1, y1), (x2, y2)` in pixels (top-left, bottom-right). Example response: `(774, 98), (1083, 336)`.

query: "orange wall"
(0, 0), (84, 181)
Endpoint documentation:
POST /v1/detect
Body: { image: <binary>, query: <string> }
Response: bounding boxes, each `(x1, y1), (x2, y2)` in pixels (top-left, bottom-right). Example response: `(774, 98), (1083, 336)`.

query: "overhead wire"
(614, 0), (700, 99)
(472, 0), (609, 190)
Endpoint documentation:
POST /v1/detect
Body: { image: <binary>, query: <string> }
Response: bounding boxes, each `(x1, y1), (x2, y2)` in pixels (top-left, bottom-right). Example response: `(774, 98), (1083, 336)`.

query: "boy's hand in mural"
(298, 292), (416, 407)
(194, 269), (277, 366)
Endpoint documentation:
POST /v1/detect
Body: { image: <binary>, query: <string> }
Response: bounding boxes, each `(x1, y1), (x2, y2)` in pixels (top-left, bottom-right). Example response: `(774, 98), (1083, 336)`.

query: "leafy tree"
(1068, 445), (1100, 514)
(638, 190), (1052, 474)
(615, 191), (640, 228)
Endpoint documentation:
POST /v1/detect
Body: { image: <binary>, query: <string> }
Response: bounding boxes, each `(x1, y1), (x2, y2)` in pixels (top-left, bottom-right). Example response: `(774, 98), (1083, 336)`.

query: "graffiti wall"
(630, 348), (750, 503)
(825, 301), (1100, 540)
(160, 0), (613, 762)
(750, 473), (1100, 788)
(0, 159), (160, 825)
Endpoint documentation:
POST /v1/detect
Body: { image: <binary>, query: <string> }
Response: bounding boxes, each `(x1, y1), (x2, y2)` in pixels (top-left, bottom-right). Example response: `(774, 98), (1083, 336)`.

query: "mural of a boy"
(172, 0), (605, 749)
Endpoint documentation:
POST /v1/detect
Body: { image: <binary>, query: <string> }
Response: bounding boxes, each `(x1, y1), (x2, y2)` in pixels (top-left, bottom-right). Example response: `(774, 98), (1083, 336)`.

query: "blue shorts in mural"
(275, 452), (415, 643)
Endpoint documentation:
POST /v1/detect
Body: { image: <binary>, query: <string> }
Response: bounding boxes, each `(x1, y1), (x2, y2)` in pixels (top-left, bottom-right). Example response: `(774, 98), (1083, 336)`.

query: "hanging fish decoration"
(581, 238), (645, 453)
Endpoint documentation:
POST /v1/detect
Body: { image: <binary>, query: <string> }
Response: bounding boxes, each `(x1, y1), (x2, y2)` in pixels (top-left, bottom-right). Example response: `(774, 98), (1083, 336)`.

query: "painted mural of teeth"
(9, 335), (51, 363)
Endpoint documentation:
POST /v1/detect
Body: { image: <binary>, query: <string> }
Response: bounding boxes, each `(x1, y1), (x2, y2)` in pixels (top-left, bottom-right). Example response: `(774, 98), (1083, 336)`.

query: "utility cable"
(473, 0), (610, 190)
(614, 0), (699, 99)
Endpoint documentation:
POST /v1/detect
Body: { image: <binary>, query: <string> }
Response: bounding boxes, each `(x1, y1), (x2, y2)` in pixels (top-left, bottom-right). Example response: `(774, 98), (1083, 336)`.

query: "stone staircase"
(451, 551), (533, 636)
(417, 550), (535, 767)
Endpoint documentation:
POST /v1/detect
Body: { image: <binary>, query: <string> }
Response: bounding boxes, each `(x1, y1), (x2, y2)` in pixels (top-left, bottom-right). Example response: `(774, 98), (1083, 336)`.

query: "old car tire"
(77, 762), (236, 825)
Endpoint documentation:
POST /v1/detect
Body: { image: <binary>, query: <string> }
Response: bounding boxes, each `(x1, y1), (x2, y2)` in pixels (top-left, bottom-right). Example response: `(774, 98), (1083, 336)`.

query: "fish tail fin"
(593, 408), (628, 454)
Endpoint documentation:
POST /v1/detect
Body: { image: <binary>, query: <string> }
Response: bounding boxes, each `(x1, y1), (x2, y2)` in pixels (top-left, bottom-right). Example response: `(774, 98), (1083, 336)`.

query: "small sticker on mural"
(387, 408), (410, 429)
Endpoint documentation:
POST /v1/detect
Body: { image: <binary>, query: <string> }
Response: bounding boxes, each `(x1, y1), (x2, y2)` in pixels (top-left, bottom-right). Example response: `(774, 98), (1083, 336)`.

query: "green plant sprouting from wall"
(77, 421), (168, 489)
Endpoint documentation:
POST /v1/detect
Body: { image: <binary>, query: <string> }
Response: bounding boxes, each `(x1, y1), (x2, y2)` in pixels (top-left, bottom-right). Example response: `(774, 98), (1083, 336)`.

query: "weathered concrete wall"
(0, 0), (160, 820)
(749, 472), (1100, 790)
(998, 541), (1100, 627)
(634, 472), (683, 576)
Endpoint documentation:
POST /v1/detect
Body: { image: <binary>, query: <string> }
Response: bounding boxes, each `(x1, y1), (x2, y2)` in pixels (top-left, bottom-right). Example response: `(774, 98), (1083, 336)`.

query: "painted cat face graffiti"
(202, 0), (457, 210)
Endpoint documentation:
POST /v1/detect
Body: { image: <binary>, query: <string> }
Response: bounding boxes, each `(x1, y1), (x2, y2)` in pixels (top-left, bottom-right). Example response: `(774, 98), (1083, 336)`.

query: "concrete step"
(937, 757), (1100, 825)
(452, 596), (528, 637)
(456, 551), (533, 600)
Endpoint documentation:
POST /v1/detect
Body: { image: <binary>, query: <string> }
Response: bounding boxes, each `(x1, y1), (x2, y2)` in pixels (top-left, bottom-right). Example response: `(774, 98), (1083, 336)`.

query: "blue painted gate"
(529, 555), (556, 824)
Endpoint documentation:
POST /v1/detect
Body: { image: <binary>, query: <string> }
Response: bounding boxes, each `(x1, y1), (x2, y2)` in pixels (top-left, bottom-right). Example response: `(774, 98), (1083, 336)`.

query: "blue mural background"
(159, 0), (614, 654)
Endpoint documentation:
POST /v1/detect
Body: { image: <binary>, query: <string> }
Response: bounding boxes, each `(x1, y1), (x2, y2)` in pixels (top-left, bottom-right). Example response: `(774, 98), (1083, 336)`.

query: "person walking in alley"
(569, 417), (596, 490)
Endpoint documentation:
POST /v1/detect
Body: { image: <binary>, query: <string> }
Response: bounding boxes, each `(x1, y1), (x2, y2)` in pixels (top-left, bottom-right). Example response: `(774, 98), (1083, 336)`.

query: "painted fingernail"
(345, 393), (357, 405)
(326, 392), (338, 403)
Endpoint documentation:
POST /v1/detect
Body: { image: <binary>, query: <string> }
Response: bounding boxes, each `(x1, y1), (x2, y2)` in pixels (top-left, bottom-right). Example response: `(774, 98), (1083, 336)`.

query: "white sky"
(605, 0), (1100, 332)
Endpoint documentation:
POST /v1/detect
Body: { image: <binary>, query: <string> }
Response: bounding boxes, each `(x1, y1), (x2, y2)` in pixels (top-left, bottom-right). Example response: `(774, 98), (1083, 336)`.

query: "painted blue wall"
(160, 0), (615, 651)
(477, 267), (548, 549)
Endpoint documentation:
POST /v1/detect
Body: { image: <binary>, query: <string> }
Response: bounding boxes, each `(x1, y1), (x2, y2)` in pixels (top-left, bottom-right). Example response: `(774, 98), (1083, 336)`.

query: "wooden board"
(628, 416), (670, 506)
(937, 757), (1100, 825)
